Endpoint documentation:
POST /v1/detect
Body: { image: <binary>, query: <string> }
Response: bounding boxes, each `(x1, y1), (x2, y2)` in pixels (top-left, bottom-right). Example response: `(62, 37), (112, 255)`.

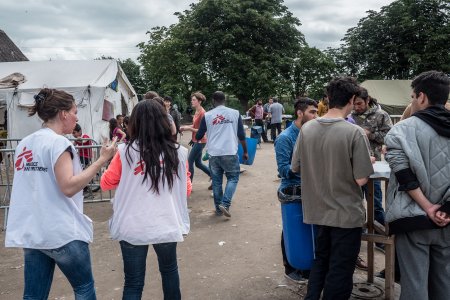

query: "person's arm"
(100, 151), (122, 190)
(54, 139), (117, 197)
(290, 136), (301, 174)
(237, 116), (248, 160)
(352, 133), (374, 186)
(186, 161), (192, 197)
(400, 103), (412, 121)
(275, 135), (296, 179)
(366, 112), (393, 144)
(248, 106), (256, 118)
(385, 130), (447, 226)
(195, 117), (207, 141)
(116, 128), (126, 143)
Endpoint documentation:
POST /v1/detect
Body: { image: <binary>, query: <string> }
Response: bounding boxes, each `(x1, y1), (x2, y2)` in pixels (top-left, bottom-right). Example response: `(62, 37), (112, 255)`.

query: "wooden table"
(361, 161), (396, 300)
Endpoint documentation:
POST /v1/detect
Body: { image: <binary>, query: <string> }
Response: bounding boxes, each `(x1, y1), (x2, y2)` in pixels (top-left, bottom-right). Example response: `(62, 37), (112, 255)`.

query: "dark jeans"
(23, 240), (96, 300)
(120, 241), (180, 300)
(188, 142), (210, 181)
(254, 119), (268, 142)
(305, 225), (362, 300)
(270, 123), (282, 141)
(362, 180), (385, 225)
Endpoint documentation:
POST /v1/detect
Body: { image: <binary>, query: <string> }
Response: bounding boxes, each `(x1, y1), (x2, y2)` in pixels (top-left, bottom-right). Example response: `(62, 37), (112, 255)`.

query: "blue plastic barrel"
(279, 185), (316, 270)
(237, 137), (258, 165)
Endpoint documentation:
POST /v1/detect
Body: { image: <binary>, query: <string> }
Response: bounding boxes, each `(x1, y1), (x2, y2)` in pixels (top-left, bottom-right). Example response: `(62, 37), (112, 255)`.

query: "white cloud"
(0, 0), (394, 61)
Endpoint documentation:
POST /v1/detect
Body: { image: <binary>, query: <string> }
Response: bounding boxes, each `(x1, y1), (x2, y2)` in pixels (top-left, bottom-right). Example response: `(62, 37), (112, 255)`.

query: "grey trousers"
(396, 226), (450, 300)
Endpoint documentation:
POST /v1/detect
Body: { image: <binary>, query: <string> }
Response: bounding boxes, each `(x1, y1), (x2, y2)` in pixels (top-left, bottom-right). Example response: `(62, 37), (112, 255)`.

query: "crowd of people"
(3, 70), (450, 300)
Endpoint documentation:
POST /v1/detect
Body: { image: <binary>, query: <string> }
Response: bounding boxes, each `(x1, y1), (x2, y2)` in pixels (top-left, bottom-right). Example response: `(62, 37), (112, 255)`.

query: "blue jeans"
(209, 155), (240, 212)
(362, 180), (385, 225)
(188, 142), (210, 181)
(23, 240), (96, 300)
(120, 241), (180, 300)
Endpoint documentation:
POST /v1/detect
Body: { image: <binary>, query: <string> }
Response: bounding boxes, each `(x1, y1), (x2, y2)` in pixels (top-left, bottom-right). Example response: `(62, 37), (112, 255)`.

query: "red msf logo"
(134, 160), (145, 175)
(15, 147), (33, 171)
(212, 114), (225, 125)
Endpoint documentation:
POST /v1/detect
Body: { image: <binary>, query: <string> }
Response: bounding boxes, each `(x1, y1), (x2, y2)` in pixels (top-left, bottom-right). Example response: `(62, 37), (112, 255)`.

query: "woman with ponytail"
(5, 88), (117, 299)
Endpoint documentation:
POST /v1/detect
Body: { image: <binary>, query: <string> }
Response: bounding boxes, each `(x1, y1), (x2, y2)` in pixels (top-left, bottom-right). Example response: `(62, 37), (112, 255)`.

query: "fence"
(0, 138), (114, 230)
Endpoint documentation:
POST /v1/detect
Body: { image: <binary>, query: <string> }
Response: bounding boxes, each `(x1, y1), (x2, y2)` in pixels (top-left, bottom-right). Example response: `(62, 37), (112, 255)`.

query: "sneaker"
(218, 204), (231, 218)
(375, 243), (385, 254)
(355, 255), (368, 271)
(214, 210), (223, 216)
(284, 271), (307, 283)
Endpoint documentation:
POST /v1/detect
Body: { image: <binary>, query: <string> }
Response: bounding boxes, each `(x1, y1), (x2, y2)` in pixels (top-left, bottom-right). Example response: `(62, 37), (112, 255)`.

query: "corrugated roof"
(0, 30), (28, 62)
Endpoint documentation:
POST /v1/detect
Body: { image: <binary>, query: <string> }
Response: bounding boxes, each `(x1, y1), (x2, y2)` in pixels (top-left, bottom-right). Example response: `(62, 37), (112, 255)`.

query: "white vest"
(5, 128), (92, 249)
(204, 105), (240, 156)
(109, 143), (190, 245)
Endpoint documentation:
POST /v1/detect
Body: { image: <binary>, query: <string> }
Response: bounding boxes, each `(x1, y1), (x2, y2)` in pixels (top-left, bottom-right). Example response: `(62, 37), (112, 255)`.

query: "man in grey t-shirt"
(268, 98), (284, 141)
(292, 77), (373, 300)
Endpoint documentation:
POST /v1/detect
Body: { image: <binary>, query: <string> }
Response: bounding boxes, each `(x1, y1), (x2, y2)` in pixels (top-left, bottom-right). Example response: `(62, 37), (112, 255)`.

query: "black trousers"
(254, 119), (268, 142)
(305, 225), (362, 300)
(270, 123), (282, 141)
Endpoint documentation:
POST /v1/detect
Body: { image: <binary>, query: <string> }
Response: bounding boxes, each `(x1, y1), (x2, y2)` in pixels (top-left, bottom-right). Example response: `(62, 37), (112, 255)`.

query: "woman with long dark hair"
(101, 100), (191, 299)
(5, 88), (117, 299)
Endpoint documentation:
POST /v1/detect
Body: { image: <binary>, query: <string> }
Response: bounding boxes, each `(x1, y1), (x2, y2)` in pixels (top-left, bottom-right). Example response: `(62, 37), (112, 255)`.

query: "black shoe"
(375, 269), (400, 283)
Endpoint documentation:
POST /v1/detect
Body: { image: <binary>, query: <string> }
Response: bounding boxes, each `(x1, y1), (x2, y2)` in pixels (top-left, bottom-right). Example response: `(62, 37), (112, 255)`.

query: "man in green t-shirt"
(292, 76), (374, 300)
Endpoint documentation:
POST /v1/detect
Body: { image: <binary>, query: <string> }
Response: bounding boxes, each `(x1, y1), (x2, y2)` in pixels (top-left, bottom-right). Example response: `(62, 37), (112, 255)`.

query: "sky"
(0, 0), (394, 62)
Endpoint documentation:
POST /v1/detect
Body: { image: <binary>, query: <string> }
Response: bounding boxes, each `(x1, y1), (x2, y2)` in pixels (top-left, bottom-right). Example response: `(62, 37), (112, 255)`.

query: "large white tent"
(361, 80), (412, 115)
(0, 59), (138, 142)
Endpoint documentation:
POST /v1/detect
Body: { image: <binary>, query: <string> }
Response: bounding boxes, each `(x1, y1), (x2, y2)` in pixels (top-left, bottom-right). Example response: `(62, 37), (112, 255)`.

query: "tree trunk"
(237, 95), (249, 113)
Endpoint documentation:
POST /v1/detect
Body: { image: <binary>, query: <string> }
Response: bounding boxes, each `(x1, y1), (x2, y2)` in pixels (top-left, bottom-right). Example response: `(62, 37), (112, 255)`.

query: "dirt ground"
(0, 131), (397, 299)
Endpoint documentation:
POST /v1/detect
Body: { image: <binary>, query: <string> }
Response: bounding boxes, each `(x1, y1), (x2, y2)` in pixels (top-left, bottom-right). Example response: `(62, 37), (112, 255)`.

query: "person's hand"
(179, 126), (187, 132)
(243, 152), (249, 161)
(99, 137), (118, 164)
(370, 156), (376, 164)
(426, 204), (450, 227)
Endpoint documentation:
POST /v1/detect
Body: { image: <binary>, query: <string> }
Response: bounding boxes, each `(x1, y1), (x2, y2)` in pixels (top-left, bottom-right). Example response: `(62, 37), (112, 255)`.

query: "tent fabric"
(361, 80), (412, 115)
(0, 73), (26, 89)
(0, 60), (120, 90)
(0, 60), (138, 142)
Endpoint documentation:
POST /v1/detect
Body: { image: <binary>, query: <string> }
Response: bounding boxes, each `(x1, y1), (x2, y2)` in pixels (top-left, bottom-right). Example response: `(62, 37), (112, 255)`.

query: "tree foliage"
(138, 0), (307, 110)
(289, 46), (336, 100)
(330, 0), (450, 80)
(119, 58), (146, 95)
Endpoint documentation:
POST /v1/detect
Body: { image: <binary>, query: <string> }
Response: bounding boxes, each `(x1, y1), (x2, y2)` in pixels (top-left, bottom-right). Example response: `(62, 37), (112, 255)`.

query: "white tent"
(361, 80), (412, 115)
(0, 59), (138, 142)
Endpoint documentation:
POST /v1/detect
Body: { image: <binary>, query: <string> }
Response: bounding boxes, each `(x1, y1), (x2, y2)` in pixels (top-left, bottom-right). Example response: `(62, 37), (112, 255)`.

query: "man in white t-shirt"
(196, 91), (248, 217)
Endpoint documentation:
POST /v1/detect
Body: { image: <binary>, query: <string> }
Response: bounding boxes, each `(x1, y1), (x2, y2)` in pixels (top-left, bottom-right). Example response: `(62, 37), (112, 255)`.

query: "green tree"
(138, 0), (305, 110)
(118, 58), (146, 95)
(331, 0), (450, 80)
(288, 46), (336, 100)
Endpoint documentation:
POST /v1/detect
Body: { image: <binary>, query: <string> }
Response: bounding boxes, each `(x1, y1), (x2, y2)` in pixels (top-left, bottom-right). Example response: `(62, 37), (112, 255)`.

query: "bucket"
(278, 185), (316, 270)
(237, 137), (258, 165)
